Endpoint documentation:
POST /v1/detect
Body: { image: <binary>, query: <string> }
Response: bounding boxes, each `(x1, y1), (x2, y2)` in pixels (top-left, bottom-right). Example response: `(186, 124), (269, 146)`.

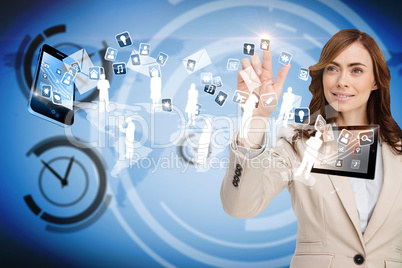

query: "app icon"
(260, 39), (270, 51)
(148, 64), (161, 78)
(56, 69), (62, 75)
(161, 98), (172, 112)
(323, 124), (335, 142)
(41, 85), (51, 98)
(186, 59), (196, 72)
(104, 47), (118, 61)
(131, 54), (141, 65)
(139, 43), (151, 56)
(354, 147), (362, 155)
(294, 108), (309, 124)
(338, 129), (353, 146)
(278, 51), (292, 65)
(260, 92), (278, 107)
(212, 76), (223, 87)
(42, 73), (48, 79)
(70, 62), (81, 73)
(299, 67), (309, 81)
(243, 43), (255, 55)
(200, 73), (212, 84)
(226, 59), (240, 71)
(42, 62), (49, 68)
(338, 145), (347, 154)
(52, 92), (62, 104)
(115, 31), (133, 48)
(204, 85), (216, 95)
(351, 159), (360, 169)
(61, 72), (74, 86)
(335, 159), (343, 167)
(314, 114), (326, 133)
(89, 66), (100, 80)
(215, 91), (228, 106)
(156, 52), (169, 66)
(232, 90), (249, 104)
(113, 62), (127, 75)
(358, 130), (374, 146)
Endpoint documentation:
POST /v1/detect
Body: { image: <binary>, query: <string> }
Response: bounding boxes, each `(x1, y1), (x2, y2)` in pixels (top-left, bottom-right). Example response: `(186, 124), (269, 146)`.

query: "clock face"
(24, 136), (110, 231)
(39, 156), (89, 207)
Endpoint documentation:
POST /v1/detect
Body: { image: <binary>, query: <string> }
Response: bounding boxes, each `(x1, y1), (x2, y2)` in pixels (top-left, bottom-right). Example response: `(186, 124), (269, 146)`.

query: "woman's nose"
(337, 72), (349, 88)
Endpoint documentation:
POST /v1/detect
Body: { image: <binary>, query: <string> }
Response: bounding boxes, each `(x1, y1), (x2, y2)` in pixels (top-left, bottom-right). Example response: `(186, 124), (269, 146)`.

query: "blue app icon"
(139, 43), (151, 56)
(131, 54), (141, 65)
(113, 62), (127, 75)
(89, 67), (100, 80)
(115, 31), (133, 48)
(52, 92), (62, 104)
(294, 108), (310, 124)
(215, 91), (228, 107)
(279, 51), (292, 65)
(148, 64), (161, 77)
(204, 85), (216, 95)
(156, 52), (169, 66)
(41, 85), (51, 98)
(161, 99), (172, 112)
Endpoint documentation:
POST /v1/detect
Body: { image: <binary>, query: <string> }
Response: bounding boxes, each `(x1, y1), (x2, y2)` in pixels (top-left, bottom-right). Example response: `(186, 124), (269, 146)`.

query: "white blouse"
(235, 135), (384, 234)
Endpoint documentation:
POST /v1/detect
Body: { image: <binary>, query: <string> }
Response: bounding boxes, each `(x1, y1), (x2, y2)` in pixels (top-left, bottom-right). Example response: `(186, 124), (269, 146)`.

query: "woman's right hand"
(237, 48), (291, 119)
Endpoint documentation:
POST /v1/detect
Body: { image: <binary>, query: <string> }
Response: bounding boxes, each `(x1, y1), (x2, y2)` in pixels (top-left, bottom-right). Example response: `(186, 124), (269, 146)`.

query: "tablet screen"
(311, 125), (379, 179)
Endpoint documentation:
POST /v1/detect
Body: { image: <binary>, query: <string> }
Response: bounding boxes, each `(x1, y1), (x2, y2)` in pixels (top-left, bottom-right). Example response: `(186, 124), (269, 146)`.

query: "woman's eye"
(352, 68), (363, 74)
(326, 66), (337, 72)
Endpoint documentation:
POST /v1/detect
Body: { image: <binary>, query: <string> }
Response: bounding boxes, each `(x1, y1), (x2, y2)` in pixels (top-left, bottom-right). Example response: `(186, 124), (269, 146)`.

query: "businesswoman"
(220, 29), (402, 267)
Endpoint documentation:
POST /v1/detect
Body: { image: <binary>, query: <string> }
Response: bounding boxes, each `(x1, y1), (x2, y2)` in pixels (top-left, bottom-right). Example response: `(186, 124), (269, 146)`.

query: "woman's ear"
(371, 82), (378, 91)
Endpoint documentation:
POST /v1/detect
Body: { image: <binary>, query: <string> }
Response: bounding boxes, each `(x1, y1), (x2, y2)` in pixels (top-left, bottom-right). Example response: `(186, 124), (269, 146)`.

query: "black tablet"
(311, 125), (379, 179)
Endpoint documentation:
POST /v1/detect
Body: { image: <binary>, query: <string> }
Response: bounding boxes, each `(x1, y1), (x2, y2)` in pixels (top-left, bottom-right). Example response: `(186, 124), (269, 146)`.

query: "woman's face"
(323, 42), (378, 115)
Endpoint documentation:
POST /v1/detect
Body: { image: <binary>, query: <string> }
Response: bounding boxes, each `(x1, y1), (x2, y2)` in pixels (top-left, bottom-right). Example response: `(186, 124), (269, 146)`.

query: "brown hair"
(292, 29), (402, 155)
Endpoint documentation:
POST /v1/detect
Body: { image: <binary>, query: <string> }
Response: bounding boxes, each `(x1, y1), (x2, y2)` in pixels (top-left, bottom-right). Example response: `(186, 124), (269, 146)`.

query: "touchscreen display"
(33, 52), (74, 110)
(312, 125), (378, 176)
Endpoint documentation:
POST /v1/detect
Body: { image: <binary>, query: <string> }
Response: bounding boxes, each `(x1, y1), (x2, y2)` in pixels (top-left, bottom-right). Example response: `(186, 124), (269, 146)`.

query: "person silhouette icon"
(107, 50), (115, 60)
(150, 68), (161, 106)
(97, 73), (111, 112)
(340, 133), (350, 145)
(295, 131), (323, 180)
(141, 45), (149, 55)
(63, 76), (71, 86)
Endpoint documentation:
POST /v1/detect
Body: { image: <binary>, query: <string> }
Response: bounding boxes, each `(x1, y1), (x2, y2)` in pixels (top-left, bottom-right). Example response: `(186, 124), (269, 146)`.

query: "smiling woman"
(304, 29), (402, 154)
(221, 29), (402, 267)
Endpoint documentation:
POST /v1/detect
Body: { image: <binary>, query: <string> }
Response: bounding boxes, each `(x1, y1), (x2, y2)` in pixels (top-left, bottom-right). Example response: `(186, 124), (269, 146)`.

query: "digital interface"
(34, 52), (74, 110)
(312, 125), (378, 178)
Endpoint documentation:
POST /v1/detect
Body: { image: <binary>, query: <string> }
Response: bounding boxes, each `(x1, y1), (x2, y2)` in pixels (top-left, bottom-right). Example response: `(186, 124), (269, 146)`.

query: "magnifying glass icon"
(361, 135), (372, 142)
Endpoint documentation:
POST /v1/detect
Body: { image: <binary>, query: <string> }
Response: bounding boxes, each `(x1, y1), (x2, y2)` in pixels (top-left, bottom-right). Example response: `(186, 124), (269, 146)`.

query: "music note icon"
(113, 63), (127, 75)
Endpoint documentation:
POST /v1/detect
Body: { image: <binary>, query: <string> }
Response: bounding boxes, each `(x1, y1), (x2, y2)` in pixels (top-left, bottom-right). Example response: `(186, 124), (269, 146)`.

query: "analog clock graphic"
(24, 136), (111, 232)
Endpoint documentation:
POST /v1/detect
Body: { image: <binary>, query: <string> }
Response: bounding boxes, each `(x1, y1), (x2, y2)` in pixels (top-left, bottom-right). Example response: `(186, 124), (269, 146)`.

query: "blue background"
(1, 0), (401, 267)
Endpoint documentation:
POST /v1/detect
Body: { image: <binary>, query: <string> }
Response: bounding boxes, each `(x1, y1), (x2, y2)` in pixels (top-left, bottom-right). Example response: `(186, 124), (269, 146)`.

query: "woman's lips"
(332, 92), (354, 101)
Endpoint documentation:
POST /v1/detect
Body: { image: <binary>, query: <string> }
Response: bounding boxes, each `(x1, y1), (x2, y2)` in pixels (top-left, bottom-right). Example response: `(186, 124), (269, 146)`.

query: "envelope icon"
(239, 66), (261, 92)
(182, 49), (212, 74)
(298, 67), (309, 81)
(126, 50), (157, 77)
(63, 49), (97, 94)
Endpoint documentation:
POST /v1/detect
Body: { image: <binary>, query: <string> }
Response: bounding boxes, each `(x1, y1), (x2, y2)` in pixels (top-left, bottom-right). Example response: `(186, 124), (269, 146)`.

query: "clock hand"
(63, 156), (75, 186)
(41, 160), (65, 186)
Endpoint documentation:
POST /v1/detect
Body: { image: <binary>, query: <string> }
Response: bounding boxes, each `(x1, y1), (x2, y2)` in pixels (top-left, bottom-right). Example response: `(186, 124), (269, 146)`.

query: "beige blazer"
(221, 126), (402, 268)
